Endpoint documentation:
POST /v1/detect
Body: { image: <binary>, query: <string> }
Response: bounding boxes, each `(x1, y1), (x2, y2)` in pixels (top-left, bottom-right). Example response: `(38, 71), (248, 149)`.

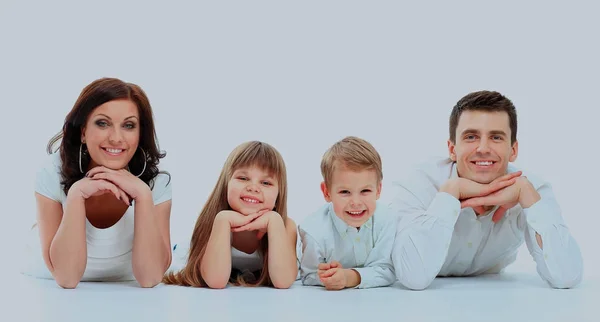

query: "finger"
(232, 223), (254, 232)
(492, 206), (508, 223)
(482, 178), (515, 196)
(318, 263), (330, 271)
(492, 171), (522, 184)
(119, 189), (131, 206)
(86, 166), (117, 178)
(321, 268), (337, 278)
(330, 261), (341, 268)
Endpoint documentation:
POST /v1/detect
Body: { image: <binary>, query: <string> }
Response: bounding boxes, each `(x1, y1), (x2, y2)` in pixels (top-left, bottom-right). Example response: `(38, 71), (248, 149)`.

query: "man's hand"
(440, 171), (522, 201)
(460, 177), (541, 222)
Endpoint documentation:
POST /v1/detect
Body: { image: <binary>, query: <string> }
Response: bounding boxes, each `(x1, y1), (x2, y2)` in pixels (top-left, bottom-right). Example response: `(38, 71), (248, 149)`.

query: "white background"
(0, 1), (598, 280)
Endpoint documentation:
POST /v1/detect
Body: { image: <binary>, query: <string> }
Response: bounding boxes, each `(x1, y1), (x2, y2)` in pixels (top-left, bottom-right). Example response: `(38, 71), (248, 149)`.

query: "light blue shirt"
(298, 201), (397, 289)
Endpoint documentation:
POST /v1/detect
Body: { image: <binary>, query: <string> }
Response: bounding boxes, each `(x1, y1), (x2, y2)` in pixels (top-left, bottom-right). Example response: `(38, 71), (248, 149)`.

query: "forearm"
(393, 193), (459, 290)
(523, 198), (583, 288)
(200, 217), (233, 289)
(267, 217), (297, 289)
(132, 195), (170, 287)
(49, 194), (87, 288)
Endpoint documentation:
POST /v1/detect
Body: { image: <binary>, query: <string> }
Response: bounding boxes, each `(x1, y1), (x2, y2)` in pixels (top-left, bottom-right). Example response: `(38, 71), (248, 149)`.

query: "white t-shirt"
(21, 152), (172, 282)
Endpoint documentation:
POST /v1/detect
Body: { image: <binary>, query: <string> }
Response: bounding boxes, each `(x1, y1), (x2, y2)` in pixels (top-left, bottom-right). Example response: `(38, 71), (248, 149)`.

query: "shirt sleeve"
(298, 227), (325, 287)
(520, 182), (583, 289)
(34, 154), (64, 202)
(151, 172), (172, 205)
(390, 173), (461, 290)
(352, 214), (397, 289)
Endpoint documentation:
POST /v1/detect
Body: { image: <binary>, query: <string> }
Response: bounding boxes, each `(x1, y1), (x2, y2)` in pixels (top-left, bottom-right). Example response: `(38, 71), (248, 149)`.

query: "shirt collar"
(328, 202), (374, 235)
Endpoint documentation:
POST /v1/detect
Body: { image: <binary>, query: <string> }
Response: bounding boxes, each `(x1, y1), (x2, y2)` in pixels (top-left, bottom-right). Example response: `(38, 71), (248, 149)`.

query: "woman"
(22, 78), (172, 288)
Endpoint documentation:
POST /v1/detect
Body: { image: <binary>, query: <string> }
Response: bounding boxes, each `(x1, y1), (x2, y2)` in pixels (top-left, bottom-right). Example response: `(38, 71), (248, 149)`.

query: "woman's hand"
(86, 166), (151, 201)
(68, 177), (131, 206)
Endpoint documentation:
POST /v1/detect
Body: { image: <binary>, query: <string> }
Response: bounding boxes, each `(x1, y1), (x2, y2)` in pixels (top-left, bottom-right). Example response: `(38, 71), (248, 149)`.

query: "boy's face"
(321, 165), (381, 228)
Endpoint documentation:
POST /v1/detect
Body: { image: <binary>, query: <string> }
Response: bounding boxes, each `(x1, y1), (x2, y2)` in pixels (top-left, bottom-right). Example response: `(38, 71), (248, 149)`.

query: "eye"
(124, 122), (136, 130)
(464, 134), (478, 142)
(492, 135), (503, 141)
(261, 180), (272, 186)
(237, 176), (248, 181)
(361, 189), (372, 193)
(339, 190), (350, 194)
(95, 120), (109, 127)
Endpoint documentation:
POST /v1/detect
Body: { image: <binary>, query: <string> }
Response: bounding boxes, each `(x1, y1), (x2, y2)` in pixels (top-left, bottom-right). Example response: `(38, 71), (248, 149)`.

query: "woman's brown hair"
(163, 141), (288, 287)
(47, 77), (168, 194)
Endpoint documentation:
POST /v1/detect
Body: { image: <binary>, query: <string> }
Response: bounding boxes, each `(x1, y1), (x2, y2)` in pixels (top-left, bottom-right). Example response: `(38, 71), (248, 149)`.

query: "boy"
(298, 136), (396, 290)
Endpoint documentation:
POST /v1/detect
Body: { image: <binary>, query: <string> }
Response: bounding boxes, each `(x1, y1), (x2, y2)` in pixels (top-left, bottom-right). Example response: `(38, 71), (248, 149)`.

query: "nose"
(350, 197), (361, 208)
(108, 127), (124, 144)
(476, 138), (491, 154)
(246, 183), (260, 193)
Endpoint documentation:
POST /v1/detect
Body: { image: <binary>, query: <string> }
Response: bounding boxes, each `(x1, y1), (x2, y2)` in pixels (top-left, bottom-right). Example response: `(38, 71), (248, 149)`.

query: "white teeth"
(348, 210), (364, 215)
(106, 148), (123, 154)
(475, 161), (493, 166)
(242, 198), (259, 204)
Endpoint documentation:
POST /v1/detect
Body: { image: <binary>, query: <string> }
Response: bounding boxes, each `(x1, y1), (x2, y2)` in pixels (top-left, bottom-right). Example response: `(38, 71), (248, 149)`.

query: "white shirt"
(21, 152), (172, 281)
(389, 157), (583, 290)
(298, 201), (397, 289)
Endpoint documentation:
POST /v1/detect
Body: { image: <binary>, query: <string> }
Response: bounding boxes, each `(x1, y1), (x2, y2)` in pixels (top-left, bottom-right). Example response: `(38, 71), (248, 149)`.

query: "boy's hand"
(318, 261), (346, 290)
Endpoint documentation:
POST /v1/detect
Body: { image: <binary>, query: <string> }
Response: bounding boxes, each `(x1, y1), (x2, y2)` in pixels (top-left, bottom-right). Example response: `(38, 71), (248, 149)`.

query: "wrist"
(440, 179), (460, 199)
(266, 212), (284, 229)
(344, 268), (361, 288)
(518, 179), (540, 208)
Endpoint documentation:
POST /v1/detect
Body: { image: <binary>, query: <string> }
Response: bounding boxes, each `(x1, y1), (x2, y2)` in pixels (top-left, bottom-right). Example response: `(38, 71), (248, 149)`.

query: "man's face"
(448, 110), (518, 184)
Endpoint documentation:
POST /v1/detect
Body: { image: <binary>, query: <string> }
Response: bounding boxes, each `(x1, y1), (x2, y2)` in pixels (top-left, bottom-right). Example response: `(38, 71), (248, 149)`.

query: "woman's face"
(81, 99), (140, 171)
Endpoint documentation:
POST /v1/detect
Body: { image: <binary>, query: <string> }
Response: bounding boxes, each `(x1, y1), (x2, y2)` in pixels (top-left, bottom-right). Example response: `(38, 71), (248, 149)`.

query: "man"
(390, 90), (583, 290)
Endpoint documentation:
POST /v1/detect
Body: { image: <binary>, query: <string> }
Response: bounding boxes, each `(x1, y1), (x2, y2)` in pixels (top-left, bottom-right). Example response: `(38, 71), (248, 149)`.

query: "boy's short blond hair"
(321, 136), (383, 188)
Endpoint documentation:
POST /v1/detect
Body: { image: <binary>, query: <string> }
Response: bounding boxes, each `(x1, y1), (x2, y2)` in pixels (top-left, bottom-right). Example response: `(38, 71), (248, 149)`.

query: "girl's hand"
(69, 177), (131, 206)
(231, 211), (282, 240)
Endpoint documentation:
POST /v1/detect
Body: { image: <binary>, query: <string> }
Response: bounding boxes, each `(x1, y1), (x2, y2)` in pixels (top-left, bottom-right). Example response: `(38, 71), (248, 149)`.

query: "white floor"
(3, 272), (597, 322)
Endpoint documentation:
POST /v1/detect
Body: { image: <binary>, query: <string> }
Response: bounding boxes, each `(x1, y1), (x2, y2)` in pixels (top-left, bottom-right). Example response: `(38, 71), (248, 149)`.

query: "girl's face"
(227, 166), (279, 215)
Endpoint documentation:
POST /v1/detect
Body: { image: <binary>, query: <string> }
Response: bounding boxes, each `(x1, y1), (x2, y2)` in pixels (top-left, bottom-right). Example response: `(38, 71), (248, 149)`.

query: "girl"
(21, 78), (172, 289)
(163, 141), (297, 289)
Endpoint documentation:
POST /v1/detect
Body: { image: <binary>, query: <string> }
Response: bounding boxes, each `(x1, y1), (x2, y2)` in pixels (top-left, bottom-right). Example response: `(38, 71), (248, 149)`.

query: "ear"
(447, 139), (457, 161)
(81, 127), (86, 144)
(376, 181), (382, 200)
(320, 181), (331, 202)
(509, 140), (519, 162)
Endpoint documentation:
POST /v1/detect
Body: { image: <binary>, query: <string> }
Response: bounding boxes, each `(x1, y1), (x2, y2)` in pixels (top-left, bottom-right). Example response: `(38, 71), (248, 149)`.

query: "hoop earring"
(130, 147), (147, 178)
(79, 143), (85, 174)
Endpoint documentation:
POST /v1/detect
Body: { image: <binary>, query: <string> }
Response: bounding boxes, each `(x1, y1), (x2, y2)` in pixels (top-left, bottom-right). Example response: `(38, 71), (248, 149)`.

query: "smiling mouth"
(346, 210), (366, 217)
(102, 147), (126, 156)
(241, 197), (262, 204)
(471, 161), (496, 167)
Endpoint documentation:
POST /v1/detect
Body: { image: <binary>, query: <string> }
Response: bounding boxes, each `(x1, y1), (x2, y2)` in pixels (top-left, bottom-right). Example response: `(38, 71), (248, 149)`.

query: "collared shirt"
(298, 201), (396, 289)
(388, 157), (583, 290)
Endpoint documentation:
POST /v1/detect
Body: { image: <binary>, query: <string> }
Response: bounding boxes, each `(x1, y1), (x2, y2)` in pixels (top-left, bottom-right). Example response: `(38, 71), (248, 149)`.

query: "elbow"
(272, 277), (295, 289)
(547, 271), (583, 289)
(135, 275), (162, 288)
(54, 275), (81, 289)
(397, 272), (435, 291)
(204, 277), (228, 289)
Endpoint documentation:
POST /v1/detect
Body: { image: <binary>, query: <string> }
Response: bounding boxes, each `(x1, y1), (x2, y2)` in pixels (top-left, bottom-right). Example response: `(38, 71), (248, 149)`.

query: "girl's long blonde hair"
(163, 141), (288, 287)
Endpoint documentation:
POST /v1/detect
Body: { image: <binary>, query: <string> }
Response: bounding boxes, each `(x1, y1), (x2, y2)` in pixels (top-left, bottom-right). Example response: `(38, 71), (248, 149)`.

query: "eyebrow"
(94, 114), (139, 121)
(234, 169), (275, 180)
(461, 128), (507, 136)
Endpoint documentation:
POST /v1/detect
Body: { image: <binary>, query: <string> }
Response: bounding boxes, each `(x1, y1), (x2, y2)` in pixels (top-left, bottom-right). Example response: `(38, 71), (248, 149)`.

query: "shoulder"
(373, 201), (399, 229)
(392, 156), (452, 189)
(34, 152), (65, 202)
(385, 156), (452, 205)
(149, 172), (172, 205)
(507, 163), (548, 191)
(297, 204), (333, 240)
